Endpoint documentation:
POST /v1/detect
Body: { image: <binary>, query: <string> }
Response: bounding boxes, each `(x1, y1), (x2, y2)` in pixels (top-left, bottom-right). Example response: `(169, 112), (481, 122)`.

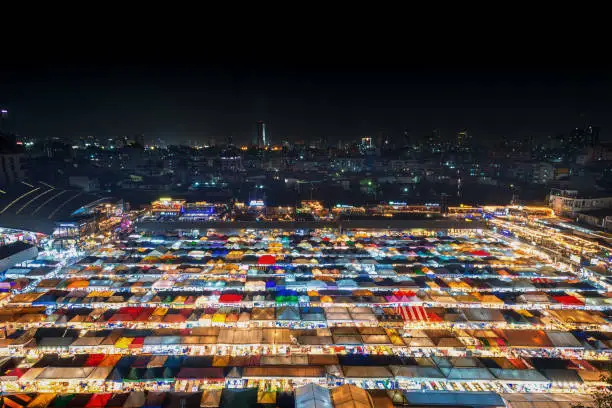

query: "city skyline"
(2, 63), (612, 144)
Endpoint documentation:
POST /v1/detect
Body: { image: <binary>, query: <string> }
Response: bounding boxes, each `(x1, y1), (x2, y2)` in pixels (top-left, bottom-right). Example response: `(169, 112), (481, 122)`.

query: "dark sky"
(2, 60), (612, 145)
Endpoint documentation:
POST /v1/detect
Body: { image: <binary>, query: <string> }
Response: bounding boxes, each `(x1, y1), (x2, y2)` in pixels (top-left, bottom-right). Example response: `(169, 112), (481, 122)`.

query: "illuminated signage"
(249, 200), (265, 207)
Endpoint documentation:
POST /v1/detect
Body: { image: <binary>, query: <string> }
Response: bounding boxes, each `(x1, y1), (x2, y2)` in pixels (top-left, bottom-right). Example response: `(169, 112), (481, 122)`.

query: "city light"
(2, 59), (611, 406)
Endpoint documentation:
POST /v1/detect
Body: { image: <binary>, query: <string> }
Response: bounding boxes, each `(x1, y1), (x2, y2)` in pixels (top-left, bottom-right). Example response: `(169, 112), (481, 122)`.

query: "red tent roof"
(4, 367), (26, 378)
(393, 290), (416, 297)
(258, 255), (276, 265)
(86, 393), (112, 408)
(219, 293), (243, 303)
(128, 337), (145, 348)
(84, 354), (106, 367)
(552, 295), (584, 305)
(532, 278), (553, 284)
(470, 250), (490, 257)
(135, 310), (154, 321)
(396, 305), (441, 322)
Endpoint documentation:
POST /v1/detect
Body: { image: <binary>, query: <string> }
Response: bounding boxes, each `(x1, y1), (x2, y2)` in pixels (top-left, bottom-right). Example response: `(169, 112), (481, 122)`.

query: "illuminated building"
(150, 198), (185, 217)
(256, 120), (268, 148)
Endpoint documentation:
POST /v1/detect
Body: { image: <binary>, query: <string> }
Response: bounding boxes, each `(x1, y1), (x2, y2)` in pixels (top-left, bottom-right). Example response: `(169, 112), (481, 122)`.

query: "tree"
(572, 371), (612, 408)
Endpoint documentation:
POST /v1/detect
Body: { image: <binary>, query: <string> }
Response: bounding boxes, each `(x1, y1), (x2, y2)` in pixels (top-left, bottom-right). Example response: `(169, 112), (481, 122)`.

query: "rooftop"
(0, 241), (34, 260)
(0, 181), (111, 234)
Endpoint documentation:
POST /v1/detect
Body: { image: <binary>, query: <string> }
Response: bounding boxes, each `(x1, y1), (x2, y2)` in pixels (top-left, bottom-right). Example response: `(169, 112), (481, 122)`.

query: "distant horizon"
(2, 63), (612, 145)
(4, 125), (611, 147)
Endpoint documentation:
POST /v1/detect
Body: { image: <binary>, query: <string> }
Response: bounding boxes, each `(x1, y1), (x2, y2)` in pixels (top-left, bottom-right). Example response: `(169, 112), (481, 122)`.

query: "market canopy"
(257, 255), (276, 265)
(331, 384), (374, 408)
(403, 391), (504, 407)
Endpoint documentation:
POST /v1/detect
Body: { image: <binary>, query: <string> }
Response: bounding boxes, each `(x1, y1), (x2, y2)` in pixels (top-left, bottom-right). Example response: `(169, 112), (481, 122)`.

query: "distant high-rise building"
(0, 108), (8, 132)
(0, 132), (25, 185)
(427, 129), (441, 146)
(155, 138), (167, 149)
(115, 137), (126, 149)
(431, 129), (440, 142)
(424, 129), (441, 152)
(568, 125), (600, 150)
(320, 134), (328, 150)
(457, 130), (471, 149)
(586, 125), (600, 147)
(256, 121), (268, 148)
(403, 129), (411, 146)
(135, 134), (145, 147)
(0, 153), (25, 184)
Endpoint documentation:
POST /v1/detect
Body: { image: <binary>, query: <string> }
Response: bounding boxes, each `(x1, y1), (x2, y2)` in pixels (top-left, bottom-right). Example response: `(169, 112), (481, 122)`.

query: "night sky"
(2, 59), (612, 145)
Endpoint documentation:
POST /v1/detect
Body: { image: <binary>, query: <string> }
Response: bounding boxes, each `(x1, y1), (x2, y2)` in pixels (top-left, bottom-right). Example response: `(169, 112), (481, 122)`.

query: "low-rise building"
(0, 153), (25, 184)
(576, 208), (612, 231)
(549, 189), (612, 216)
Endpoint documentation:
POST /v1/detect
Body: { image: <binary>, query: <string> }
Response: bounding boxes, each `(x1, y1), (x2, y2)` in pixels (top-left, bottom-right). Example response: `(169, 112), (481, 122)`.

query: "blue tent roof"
(32, 295), (57, 306)
(277, 306), (300, 320)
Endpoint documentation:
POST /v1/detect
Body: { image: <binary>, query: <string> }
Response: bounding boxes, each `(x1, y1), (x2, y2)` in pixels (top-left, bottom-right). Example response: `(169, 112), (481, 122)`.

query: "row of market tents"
(2, 325), (610, 349)
(1, 352), (608, 386)
(2, 302), (610, 329)
(0, 385), (594, 407)
(22, 273), (599, 294)
(8, 286), (608, 310)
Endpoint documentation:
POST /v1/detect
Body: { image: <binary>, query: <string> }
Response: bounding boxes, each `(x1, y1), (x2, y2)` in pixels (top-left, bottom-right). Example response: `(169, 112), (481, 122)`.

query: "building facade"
(0, 153), (25, 185)
(549, 189), (612, 216)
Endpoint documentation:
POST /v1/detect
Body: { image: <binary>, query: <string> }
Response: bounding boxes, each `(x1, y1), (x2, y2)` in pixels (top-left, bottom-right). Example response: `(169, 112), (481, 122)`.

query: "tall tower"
(403, 129), (411, 146)
(456, 130), (471, 150)
(256, 121), (268, 148)
(0, 108), (7, 132)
